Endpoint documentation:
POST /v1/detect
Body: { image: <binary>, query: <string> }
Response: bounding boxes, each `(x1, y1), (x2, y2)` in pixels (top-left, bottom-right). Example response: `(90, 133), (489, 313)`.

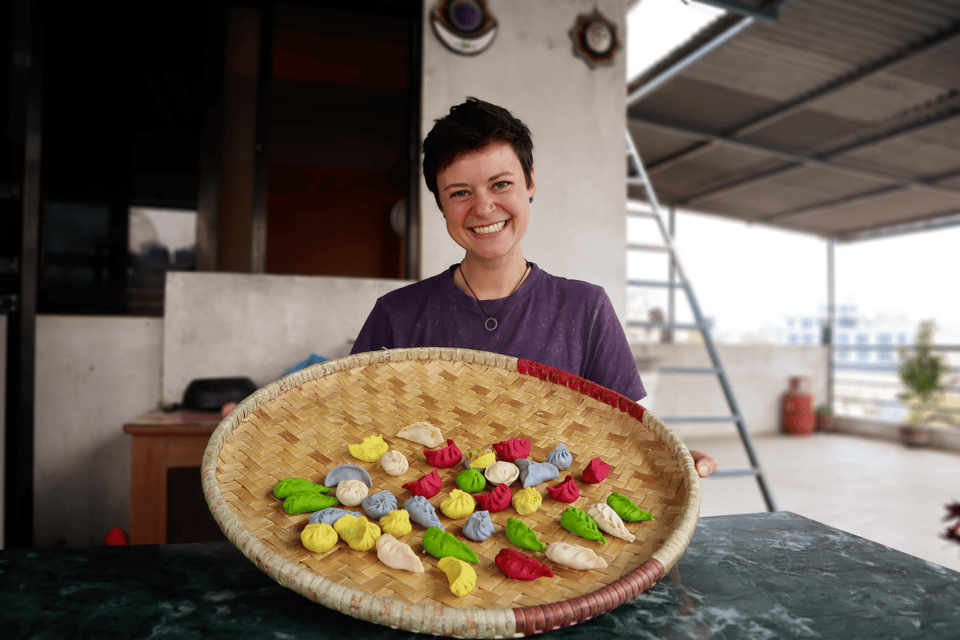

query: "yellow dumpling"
(437, 556), (477, 597)
(466, 450), (496, 470)
(379, 509), (413, 536)
(512, 487), (543, 515)
(349, 434), (389, 462)
(334, 514), (382, 551)
(440, 489), (476, 519)
(301, 523), (338, 553)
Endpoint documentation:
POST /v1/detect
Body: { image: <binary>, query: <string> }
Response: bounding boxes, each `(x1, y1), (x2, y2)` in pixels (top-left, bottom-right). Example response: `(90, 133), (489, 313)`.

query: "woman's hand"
(690, 450), (717, 478)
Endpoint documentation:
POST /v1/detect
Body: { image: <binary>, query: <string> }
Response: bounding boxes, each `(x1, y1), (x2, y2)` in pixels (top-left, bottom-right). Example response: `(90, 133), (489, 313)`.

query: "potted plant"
(815, 404), (836, 432)
(897, 320), (946, 446)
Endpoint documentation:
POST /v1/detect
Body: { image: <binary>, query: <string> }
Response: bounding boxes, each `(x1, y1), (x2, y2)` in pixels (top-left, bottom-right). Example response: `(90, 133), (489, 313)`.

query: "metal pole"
(826, 238), (836, 409)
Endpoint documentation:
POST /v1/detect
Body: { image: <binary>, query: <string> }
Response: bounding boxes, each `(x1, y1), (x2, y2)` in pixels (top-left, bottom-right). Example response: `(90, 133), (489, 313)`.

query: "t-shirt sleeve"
(350, 300), (394, 355)
(583, 291), (647, 402)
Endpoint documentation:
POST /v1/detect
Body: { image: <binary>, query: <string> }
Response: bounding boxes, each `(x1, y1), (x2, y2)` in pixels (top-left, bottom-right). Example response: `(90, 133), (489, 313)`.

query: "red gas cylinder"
(782, 376), (814, 436)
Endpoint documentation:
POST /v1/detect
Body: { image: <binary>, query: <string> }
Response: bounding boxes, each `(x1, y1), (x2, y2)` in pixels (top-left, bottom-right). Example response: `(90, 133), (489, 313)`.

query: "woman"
(352, 98), (717, 478)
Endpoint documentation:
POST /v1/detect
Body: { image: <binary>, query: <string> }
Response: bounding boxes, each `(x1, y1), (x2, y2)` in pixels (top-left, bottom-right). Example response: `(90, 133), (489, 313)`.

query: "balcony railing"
(832, 343), (960, 425)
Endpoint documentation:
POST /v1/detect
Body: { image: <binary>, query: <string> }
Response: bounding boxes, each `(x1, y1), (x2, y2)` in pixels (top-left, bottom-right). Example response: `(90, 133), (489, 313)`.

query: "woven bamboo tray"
(202, 348), (700, 638)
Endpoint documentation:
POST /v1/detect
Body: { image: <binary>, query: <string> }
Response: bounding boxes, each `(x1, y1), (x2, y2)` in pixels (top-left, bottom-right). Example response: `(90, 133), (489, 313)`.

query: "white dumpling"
(484, 461), (519, 485)
(396, 421), (444, 448)
(546, 542), (609, 570)
(376, 534), (425, 573)
(587, 502), (636, 542)
(380, 450), (409, 476)
(335, 478), (370, 507)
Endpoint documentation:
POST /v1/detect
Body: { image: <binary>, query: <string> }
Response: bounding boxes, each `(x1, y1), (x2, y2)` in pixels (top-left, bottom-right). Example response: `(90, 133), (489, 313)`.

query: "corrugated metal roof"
(626, 0), (960, 240)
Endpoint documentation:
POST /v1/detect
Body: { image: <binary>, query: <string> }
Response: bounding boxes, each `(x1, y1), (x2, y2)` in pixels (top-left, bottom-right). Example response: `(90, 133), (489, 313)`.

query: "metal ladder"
(625, 130), (778, 512)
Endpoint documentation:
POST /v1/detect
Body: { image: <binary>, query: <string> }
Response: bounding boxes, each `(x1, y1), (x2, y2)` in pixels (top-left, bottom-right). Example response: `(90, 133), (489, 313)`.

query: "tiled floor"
(683, 431), (960, 573)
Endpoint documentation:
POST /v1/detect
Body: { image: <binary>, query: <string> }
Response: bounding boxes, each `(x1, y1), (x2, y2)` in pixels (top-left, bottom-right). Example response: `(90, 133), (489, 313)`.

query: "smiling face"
(437, 142), (536, 268)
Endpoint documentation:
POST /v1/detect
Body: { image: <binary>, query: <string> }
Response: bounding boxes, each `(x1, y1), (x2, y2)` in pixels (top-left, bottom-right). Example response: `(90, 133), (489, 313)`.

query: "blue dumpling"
(515, 458), (561, 487)
(323, 464), (373, 488)
(308, 507), (362, 526)
(462, 510), (495, 542)
(403, 495), (444, 530)
(362, 490), (398, 520)
(546, 443), (573, 471)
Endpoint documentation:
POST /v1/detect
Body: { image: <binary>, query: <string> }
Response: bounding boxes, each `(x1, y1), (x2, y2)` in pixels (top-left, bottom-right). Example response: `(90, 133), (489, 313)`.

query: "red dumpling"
(473, 482), (512, 512)
(492, 437), (530, 463)
(495, 548), (554, 580)
(403, 469), (442, 498)
(423, 438), (462, 468)
(582, 457), (610, 484)
(546, 475), (580, 503)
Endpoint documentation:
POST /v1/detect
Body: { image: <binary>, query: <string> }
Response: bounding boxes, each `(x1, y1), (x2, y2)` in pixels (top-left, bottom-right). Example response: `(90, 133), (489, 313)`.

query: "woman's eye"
(494, 181), (510, 190)
(451, 189), (469, 198)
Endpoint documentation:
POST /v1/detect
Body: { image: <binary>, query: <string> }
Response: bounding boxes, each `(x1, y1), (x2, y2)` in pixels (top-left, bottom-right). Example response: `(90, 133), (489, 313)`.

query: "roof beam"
(690, 0), (782, 22)
(643, 20), (960, 177)
(631, 116), (960, 204)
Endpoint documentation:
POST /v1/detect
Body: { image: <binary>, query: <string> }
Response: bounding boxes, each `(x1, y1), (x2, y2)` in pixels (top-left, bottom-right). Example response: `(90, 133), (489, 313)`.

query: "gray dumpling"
(515, 458), (561, 487)
(462, 510), (495, 542)
(546, 443), (573, 471)
(323, 464), (373, 488)
(403, 495), (444, 530)
(308, 507), (362, 526)
(362, 490), (398, 520)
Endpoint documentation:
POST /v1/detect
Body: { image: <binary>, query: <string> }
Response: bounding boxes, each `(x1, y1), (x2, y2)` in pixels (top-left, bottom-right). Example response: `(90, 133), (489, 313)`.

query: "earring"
(529, 197), (533, 204)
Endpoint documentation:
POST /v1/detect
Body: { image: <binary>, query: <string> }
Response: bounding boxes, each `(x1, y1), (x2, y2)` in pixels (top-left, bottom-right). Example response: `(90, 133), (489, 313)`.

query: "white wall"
(420, 0), (628, 316)
(33, 316), (162, 548)
(162, 272), (410, 406)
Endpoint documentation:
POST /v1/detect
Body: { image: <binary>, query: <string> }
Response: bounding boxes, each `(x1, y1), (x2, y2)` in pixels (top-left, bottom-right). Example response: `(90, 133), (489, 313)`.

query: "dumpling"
(514, 459), (560, 487)
(403, 495), (444, 530)
(546, 541), (608, 570)
(335, 478), (369, 507)
(308, 507), (362, 526)
(455, 467), (486, 493)
(348, 434), (388, 462)
(396, 421), (444, 448)
(423, 439), (462, 468)
(440, 489), (476, 519)
(437, 556), (477, 597)
(403, 469), (442, 499)
(587, 502), (636, 542)
(462, 510), (495, 542)
(324, 464), (373, 488)
(582, 457), (611, 484)
(511, 487), (543, 516)
(380, 450), (409, 477)
(376, 534), (424, 573)
(362, 490), (398, 520)
(301, 522), (338, 553)
(333, 514), (381, 551)
(546, 443), (573, 471)
(379, 509), (413, 536)
(484, 461), (519, 485)
(492, 437), (530, 463)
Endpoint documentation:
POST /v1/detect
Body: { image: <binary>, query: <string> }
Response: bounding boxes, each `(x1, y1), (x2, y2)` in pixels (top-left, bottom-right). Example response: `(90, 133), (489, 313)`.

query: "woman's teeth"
(472, 221), (506, 235)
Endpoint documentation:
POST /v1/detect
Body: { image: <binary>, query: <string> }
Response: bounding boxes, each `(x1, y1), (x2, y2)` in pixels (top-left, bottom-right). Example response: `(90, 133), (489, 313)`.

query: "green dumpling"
(422, 527), (480, 563)
(455, 467), (487, 493)
(607, 492), (654, 522)
(282, 488), (339, 515)
(505, 518), (546, 552)
(273, 477), (330, 499)
(560, 507), (606, 544)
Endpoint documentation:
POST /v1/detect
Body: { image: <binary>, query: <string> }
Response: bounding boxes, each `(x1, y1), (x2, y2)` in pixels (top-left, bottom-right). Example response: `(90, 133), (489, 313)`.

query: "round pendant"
(484, 317), (498, 331)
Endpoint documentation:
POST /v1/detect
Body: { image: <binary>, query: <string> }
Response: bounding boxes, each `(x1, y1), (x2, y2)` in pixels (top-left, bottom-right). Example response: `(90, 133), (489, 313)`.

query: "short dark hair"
(422, 97), (534, 206)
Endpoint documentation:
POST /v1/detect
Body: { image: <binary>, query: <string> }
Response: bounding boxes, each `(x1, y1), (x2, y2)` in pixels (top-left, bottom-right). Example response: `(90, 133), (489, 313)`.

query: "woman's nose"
(475, 189), (496, 213)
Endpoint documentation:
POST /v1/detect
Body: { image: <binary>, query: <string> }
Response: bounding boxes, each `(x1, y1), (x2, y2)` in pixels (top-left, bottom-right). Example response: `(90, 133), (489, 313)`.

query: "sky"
(624, 0), (960, 345)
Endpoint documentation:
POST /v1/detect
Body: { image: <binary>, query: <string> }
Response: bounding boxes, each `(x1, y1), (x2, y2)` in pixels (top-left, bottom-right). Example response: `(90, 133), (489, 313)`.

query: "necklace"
(458, 262), (530, 331)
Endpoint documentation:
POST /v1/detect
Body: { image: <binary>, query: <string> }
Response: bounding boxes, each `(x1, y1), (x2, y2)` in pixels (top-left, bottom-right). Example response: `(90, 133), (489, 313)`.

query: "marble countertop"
(2, 511), (959, 639)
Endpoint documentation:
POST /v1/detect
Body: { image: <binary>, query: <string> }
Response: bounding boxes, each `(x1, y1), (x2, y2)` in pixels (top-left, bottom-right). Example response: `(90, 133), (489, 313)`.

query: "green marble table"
(3, 512), (959, 639)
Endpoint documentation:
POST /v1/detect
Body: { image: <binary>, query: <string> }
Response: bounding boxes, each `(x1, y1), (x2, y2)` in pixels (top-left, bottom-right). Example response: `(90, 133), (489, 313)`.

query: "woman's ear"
(528, 165), (537, 199)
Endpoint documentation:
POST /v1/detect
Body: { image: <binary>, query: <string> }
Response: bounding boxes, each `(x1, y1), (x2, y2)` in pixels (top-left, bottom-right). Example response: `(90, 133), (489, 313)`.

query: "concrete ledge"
(837, 416), (960, 453)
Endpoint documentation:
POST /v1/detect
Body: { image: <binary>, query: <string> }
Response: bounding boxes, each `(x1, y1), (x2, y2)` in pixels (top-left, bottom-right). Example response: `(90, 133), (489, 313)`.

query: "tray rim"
(201, 347), (701, 638)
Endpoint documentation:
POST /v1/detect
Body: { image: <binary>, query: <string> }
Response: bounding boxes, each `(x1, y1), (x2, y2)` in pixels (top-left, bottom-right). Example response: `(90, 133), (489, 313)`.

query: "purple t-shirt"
(350, 263), (646, 401)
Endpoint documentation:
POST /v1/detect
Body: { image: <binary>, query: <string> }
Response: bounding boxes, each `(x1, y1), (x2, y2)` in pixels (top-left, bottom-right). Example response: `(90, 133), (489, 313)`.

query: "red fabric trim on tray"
(516, 360), (646, 422)
(512, 559), (666, 634)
